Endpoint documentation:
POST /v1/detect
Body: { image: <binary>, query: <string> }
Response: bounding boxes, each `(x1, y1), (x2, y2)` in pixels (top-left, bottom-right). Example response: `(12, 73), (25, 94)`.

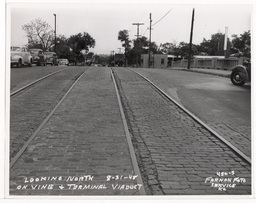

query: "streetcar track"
(10, 69), (88, 168)
(110, 68), (146, 195)
(111, 68), (164, 195)
(9, 66), (251, 195)
(129, 68), (251, 165)
(10, 67), (70, 97)
(11, 67), (146, 195)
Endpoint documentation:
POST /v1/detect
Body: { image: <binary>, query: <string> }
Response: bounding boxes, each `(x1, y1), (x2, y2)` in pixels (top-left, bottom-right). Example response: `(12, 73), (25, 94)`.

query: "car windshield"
(11, 47), (21, 52)
(45, 53), (54, 56)
(30, 50), (39, 54)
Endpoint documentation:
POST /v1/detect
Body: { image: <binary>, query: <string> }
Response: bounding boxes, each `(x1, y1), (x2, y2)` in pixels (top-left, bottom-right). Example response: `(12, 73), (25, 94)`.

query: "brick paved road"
(10, 67), (140, 195)
(10, 67), (87, 160)
(113, 67), (251, 195)
(133, 68), (251, 158)
(11, 66), (68, 92)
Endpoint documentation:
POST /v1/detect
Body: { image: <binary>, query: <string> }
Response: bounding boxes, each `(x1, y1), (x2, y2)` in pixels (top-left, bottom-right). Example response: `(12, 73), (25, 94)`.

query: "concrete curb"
(170, 68), (231, 78)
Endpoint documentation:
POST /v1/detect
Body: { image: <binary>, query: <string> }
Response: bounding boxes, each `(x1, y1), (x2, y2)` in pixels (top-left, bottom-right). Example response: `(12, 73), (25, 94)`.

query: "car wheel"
(28, 59), (32, 67)
(17, 59), (22, 68)
(231, 71), (245, 86)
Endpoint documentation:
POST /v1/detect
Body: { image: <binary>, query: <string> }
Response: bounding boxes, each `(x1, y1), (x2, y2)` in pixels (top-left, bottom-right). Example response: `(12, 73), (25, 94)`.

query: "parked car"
(10, 46), (33, 68)
(44, 52), (58, 66)
(59, 59), (69, 66)
(29, 49), (47, 66)
(230, 58), (251, 86)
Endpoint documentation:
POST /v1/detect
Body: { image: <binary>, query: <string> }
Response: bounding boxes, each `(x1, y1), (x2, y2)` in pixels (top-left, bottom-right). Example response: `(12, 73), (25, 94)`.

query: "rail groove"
(110, 68), (146, 195)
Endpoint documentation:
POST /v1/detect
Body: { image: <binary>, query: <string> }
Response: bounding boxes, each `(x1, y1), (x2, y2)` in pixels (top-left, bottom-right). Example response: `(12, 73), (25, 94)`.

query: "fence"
(172, 58), (245, 70)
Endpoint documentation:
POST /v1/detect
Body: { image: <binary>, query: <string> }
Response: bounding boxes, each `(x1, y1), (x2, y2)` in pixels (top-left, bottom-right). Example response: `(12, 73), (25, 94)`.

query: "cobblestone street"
(134, 68), (251, 158)
(9, 66), (251, 196)
(113, 67), (251, 195)
(10, 67), (140, 195)
(10, 67), (87, 160)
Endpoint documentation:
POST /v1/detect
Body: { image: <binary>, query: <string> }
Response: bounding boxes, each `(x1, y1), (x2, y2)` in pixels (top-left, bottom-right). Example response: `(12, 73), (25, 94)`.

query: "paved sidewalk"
(169, 67), (231, 78)
(10, 67), (141, 196)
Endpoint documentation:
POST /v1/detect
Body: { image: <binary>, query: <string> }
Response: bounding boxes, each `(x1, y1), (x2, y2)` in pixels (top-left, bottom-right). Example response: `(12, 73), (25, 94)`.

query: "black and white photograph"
(1, 0), (255, 202)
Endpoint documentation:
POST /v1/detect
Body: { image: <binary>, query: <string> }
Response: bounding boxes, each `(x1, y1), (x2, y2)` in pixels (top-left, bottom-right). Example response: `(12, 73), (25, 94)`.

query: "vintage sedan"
(29, 49), (47, 66)
(10, 46), (33, 68)
(44, 52), (58, 66)
(58, 59), (69, 66)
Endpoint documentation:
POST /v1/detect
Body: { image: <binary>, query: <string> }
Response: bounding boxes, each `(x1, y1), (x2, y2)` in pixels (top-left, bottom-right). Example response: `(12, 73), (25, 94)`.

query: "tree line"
(22, 18), (96, 64)
(118, 29), (251, 66)
(21, 18), (250, 66)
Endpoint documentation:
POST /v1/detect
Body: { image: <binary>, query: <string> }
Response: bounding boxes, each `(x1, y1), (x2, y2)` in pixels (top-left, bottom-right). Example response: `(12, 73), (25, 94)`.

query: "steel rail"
(110, 68), (146, 195)
(131, 69), (251, 165)
(10, 70), (87, 168)
(11, 67), (70, 97)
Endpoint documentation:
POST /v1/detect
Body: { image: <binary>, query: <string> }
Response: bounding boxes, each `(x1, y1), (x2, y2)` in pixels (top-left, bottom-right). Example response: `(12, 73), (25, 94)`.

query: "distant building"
(141, 54), (168, 69)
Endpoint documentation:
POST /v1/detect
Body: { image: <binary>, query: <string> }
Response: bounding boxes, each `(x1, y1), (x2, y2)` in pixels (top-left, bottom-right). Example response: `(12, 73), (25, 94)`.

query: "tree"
(118, 30), (131, 66)
(175, 42), (198, 58)
(22, 18), (54, 51)
(231, 30), (251, 58)
(199, 32), (231, 56)
(129, 36), (148, 65)
(149, 42), (159, 54)
(55, 35), (72, 60)
(97, 54), (110, 66)
(159, 42), (178, 54)
(67, 32), (95, 64)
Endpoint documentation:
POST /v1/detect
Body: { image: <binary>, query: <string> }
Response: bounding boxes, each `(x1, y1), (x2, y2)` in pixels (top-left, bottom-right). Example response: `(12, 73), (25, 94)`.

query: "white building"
(141, 54), (168, 69)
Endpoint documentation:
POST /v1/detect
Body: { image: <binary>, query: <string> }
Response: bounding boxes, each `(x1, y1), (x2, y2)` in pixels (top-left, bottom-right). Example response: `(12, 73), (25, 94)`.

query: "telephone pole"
(53, 14), (57, 53)
(187, 8), (195, 70)
(148, 13), (152, 68)
(224, 27), (228, 58)
(132, 23), (144, 67)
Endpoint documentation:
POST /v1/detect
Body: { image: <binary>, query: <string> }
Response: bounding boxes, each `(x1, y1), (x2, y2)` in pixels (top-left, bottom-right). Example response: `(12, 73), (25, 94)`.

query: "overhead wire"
(152, 9), (172, 27)
(142, 8), (173, 37)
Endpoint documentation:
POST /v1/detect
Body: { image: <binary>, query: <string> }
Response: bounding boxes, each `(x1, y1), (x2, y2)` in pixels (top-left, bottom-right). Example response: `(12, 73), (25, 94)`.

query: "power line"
(152, 9), (172, 27)
(142, 9), (172, 37)
(142, 28), (148, 37)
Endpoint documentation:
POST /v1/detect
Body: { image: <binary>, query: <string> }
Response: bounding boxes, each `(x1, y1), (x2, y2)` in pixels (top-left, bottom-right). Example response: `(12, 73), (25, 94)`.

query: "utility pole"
(187, 8), (195, 70)
(132, 23), (144, 67)
(53, 14), (57, 53)
(148, 13), (152, 68)
(224, 27), (228, 58)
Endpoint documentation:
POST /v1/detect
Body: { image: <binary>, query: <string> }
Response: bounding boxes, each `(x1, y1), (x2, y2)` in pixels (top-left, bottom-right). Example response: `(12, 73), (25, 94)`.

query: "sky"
(8, 1), (252, 55)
